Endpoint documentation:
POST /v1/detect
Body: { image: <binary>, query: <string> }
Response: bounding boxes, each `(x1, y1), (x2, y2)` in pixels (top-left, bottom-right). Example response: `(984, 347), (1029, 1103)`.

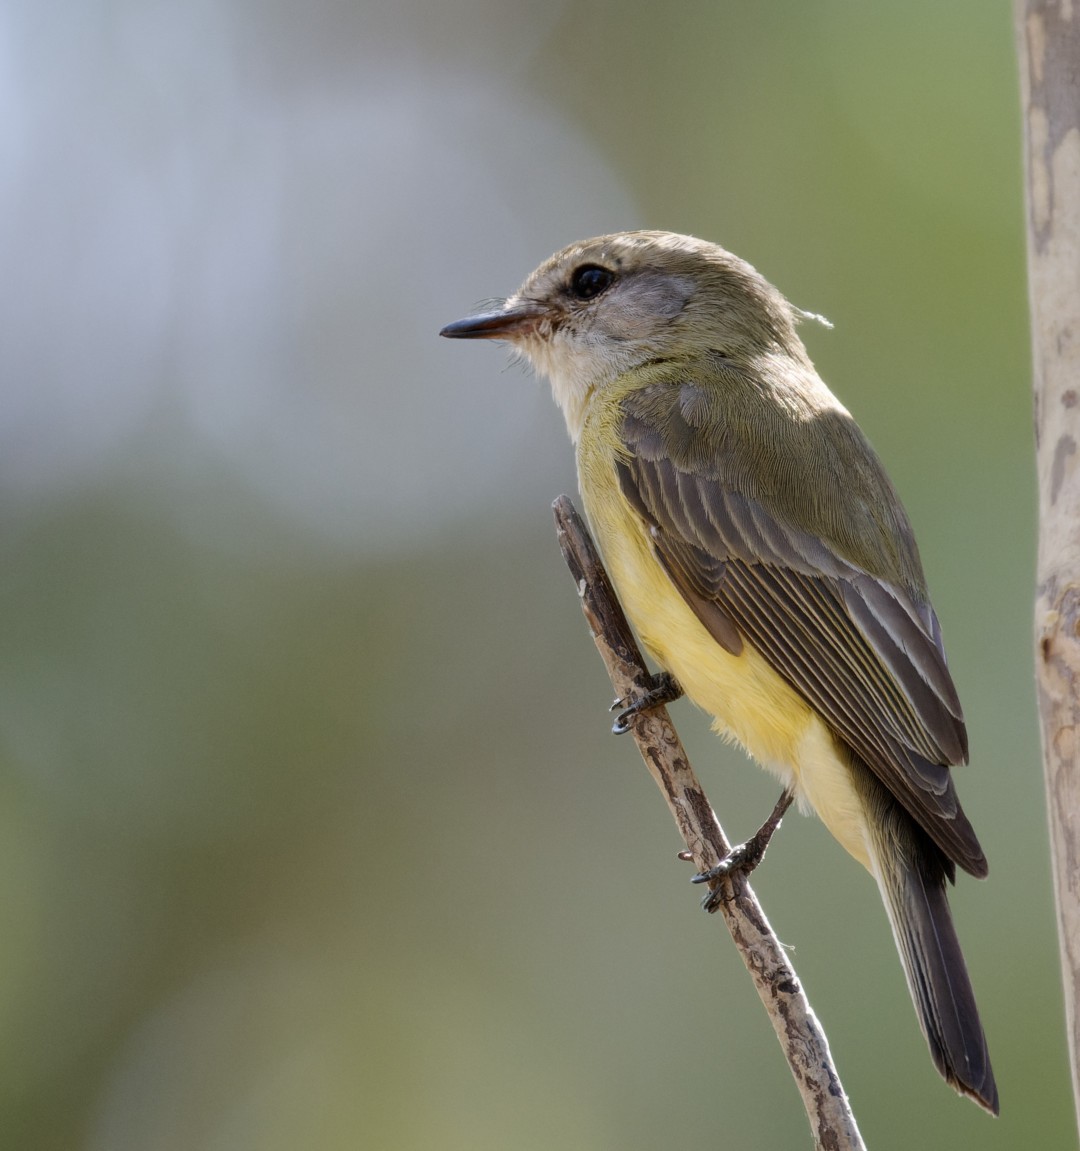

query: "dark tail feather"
(872, 831), (999, 1115)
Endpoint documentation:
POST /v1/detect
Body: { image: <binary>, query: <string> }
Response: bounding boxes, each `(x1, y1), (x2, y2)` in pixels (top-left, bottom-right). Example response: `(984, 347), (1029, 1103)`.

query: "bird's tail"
(868, 815), (999, 1115)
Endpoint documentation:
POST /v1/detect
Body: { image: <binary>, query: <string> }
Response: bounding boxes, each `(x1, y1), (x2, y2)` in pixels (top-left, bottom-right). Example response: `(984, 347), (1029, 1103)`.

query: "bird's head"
(441, 230), (818, 439)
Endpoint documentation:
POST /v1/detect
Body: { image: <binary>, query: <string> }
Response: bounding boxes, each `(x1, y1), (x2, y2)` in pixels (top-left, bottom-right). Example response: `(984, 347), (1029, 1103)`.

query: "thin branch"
(553, 495), (865, 1151)
(1016, 1), (1080, 1135)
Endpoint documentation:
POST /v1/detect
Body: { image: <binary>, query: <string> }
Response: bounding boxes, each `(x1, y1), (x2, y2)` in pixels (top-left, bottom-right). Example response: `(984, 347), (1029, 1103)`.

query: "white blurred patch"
(0, 0), (639, 556)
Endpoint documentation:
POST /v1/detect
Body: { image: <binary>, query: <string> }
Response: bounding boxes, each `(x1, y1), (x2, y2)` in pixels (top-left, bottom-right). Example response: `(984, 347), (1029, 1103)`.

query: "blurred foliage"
(0, 0), (1067, 1148)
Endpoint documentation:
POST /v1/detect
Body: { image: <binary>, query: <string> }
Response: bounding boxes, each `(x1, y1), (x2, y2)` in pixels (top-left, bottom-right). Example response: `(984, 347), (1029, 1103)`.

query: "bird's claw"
(692, 842), (758, 886)
(609, 672), (683, 734)
(690, 789), (795, 911)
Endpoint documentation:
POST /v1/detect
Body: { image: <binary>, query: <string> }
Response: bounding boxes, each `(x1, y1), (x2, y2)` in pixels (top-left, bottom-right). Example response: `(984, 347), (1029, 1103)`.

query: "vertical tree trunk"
(1016, 1), (1080, 1135)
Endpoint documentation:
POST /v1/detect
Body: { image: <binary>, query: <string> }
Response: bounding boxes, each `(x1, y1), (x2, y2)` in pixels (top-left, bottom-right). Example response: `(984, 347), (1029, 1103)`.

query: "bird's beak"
(439, 300), (548, 340)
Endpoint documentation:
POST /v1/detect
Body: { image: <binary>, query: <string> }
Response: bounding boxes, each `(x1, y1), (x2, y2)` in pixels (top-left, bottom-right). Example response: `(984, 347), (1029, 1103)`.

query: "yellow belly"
(577, 424), (873, 871)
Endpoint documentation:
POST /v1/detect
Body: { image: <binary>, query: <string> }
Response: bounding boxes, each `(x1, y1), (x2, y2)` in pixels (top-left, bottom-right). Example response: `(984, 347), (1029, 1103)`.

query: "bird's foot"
(692, 789), (795, 911)
(610, 672), (683, 734)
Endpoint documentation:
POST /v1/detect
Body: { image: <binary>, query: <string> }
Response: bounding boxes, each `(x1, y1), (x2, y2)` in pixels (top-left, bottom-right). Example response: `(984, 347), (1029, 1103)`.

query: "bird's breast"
(575, 417), (873, 869)
(576, 429), (808, 770)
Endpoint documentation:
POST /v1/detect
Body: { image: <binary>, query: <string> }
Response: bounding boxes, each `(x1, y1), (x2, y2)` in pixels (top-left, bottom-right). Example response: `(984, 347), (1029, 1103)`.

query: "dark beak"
(439, 301), (548, 340)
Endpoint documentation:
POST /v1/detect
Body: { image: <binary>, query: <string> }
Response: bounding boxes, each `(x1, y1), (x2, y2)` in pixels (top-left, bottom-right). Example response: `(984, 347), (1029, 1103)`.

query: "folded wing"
(617, 377), (985, 877)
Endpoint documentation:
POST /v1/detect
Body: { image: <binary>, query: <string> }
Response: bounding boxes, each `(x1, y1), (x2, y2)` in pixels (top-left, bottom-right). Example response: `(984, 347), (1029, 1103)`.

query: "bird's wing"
(618, 379), (985, 877)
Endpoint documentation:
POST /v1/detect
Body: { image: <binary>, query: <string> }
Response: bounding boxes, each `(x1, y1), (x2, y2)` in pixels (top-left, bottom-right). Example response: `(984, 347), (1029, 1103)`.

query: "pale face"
(442, 233), (711, 438)
(508, 245), (697, 436)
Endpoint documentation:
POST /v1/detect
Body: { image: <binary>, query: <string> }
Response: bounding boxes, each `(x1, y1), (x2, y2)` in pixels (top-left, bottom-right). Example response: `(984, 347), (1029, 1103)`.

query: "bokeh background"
(1, 1), (1064, 1148)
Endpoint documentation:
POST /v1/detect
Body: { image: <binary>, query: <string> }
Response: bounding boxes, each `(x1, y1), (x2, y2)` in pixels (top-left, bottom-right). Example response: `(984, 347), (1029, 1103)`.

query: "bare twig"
(553, 495), (865, 1151)
(1016, 1), (1080, 1135)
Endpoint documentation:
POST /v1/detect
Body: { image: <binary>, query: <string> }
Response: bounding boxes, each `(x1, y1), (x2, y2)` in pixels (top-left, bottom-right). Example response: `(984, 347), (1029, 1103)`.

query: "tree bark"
(553, 495), (865, 1151)
(1016, 0), (1080, 1134)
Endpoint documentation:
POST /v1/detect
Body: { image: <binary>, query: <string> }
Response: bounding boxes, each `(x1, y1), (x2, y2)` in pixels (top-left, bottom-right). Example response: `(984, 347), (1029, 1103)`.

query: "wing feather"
(617, 381), (985, 876)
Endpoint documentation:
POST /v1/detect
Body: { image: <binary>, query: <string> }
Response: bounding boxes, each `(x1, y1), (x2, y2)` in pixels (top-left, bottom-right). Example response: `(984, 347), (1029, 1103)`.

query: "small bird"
(441, 230), (997, 1114)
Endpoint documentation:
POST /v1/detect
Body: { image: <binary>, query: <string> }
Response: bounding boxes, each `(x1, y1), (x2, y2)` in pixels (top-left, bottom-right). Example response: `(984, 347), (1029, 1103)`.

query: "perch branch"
(553, 495), (865, 1151)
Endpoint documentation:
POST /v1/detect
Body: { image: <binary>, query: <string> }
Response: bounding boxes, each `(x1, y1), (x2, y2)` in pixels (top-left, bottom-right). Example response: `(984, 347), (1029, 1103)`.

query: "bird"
(440, 230), (997, 1114)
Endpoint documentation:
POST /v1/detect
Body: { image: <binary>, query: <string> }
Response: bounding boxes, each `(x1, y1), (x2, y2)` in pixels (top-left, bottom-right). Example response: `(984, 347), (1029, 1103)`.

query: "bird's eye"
(569, 264), (614, 300)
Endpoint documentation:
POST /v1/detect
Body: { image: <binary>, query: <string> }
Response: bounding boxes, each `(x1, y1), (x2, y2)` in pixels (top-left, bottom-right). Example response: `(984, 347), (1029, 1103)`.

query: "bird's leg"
(610, 671), (683, 734)
(692, 789), (795, 909)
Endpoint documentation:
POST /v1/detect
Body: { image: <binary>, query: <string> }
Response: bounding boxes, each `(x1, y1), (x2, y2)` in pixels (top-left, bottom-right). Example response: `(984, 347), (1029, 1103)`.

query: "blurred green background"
(1, 1), (1064, 1148)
